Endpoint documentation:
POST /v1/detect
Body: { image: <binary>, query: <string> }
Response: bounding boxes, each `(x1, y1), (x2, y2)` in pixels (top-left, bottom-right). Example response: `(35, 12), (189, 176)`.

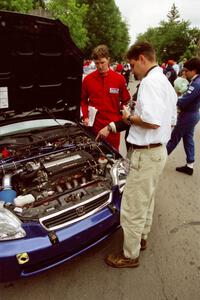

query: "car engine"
(0, 123), (127, 230)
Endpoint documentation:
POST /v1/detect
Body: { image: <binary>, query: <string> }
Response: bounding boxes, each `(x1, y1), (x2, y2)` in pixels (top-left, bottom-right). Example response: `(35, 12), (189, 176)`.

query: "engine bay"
(0, 123), (127, 229)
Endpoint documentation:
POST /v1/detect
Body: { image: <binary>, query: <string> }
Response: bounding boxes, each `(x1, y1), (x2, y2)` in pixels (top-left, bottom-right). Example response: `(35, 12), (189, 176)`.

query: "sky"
(115, 0), (200, 44)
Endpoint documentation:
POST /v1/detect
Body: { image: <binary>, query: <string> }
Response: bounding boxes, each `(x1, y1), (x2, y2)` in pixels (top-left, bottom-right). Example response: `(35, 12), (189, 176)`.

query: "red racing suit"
(81, 69), (130, 150)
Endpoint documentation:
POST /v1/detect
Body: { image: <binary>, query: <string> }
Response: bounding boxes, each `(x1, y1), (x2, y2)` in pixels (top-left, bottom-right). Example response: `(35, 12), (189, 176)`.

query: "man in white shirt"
(104, 42), (177, 268)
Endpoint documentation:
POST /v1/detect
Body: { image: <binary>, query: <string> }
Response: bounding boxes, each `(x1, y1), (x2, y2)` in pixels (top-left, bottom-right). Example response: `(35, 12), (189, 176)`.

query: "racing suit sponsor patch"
(109, 88), (119, 94)
(189, 86), (194, 91)
(187, 86), (194, 94)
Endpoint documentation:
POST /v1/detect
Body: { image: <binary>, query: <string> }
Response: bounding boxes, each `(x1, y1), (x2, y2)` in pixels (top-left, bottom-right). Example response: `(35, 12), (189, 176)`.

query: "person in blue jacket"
(167, 58), (200, 175)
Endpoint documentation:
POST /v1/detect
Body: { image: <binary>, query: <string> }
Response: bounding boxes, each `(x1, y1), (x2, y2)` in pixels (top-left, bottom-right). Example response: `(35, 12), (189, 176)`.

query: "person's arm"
(171, 96), (178, 127)
(177, 82), (200, 110)
(81, 78), (89, 126)
(122, 108), (159, 129)
(95, 120), (129, 141)
(115, 119), (130, 132)
(119, 76), (131, 108)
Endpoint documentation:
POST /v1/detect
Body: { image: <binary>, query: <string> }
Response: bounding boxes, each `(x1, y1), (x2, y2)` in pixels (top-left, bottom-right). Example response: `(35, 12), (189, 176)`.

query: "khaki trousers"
(121, 145), (167, 259)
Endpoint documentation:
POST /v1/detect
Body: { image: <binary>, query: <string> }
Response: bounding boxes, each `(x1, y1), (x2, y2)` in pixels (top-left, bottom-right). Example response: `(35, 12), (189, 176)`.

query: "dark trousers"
(167, 111), (200, 163)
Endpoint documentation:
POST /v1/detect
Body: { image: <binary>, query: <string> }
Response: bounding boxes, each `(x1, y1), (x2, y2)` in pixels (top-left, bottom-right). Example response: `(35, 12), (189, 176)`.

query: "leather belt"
(130, 143), (162, 150)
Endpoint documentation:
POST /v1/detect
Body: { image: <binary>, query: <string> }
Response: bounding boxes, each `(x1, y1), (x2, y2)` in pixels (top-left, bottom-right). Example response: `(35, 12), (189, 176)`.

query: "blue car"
(0, 11), (128, 282)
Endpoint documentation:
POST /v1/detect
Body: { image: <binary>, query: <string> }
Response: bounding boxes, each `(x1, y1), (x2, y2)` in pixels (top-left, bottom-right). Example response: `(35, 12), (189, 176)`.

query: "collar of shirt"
(94, 68), (111, 78)
(191, 74), (199, 82)
(144, 65), (158, 78)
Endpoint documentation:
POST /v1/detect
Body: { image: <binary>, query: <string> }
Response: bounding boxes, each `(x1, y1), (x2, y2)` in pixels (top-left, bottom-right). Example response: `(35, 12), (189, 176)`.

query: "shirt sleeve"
(177, 82), (200, 110)
(114, 119), (130, 132)
(139, 79), (165, 125)
(119, 76), (131, 109)
(171, 102), (177, 126)
(81, 78), (89, 120)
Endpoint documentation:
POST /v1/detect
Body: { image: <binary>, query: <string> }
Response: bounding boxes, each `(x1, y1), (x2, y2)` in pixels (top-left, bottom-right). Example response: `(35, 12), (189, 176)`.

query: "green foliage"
(77, 0), (130, 60)
(0, 0), (33, 13)
(137, 4), (200, 63)
(47, 0), (88, 50)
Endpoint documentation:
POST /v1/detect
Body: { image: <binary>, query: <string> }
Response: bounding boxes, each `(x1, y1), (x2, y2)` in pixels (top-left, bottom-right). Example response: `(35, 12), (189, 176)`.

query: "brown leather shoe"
(105, 253), (139, 268)
(141, 239), (147, 251)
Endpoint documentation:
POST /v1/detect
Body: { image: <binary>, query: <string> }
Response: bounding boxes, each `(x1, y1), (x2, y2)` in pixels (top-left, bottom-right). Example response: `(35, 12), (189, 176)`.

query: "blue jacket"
(177, 75), (200, 112)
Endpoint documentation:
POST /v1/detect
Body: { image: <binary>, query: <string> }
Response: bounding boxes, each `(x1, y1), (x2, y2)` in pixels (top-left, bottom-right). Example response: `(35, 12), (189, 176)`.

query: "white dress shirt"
(127, 66), (177, 145)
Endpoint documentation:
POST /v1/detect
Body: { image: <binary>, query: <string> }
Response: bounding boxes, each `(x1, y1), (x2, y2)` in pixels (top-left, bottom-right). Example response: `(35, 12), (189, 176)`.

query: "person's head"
(183, 57), (200, 81)
(91, 44), (110, 74)
(167, 59), (174, 66)
(126, 41), (156, 80)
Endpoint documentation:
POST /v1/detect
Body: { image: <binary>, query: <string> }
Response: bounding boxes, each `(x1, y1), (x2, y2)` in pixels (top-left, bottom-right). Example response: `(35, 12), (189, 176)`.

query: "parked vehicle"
(0, 10), (128, 282)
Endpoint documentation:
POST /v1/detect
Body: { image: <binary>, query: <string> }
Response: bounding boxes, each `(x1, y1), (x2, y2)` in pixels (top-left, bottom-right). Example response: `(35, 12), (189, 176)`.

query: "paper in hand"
(88, 106), (98, 126)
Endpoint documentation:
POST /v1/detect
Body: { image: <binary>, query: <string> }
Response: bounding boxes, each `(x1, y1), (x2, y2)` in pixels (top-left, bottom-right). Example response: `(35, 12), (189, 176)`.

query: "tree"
(167, 3), (180, 23)
(0, 0), (33, 13)
(197, 40), (200, 58)
(137, 4), (200, 63)
(77, 0), (130, 60)
(47, 0), (88, 50)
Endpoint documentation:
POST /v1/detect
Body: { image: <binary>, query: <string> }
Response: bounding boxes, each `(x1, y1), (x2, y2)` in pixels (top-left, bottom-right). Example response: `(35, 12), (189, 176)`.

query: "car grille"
(39, 190), (112, 231)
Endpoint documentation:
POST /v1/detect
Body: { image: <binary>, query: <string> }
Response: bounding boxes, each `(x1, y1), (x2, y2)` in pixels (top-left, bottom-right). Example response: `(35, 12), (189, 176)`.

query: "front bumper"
(0, 196), (120, 282)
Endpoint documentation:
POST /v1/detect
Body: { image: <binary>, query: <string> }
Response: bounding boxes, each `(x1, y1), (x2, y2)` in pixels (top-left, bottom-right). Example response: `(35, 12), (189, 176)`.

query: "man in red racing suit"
(81, 44), (130, 150)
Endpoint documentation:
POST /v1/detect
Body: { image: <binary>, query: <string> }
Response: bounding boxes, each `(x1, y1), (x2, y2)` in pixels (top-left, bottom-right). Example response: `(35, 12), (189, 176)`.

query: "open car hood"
(0, 10), (83, 124)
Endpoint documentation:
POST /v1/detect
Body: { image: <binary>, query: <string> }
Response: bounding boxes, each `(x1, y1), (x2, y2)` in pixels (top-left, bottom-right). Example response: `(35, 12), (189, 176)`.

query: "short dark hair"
(91, 44), (110, 60)
(126, 41), (156, 62)
(184, 58), (200, 74)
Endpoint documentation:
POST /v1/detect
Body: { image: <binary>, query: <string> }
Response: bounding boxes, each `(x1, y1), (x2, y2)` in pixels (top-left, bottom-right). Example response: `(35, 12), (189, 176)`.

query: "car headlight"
(110, 158), (130, 188)
(0, 202), (26, 241)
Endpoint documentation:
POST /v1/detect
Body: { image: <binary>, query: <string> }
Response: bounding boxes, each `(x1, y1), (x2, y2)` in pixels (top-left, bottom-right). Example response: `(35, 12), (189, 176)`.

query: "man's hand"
(95, 126), (110, 141)
(122, 105), (131, 123)
(83, 118), (89, 126)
